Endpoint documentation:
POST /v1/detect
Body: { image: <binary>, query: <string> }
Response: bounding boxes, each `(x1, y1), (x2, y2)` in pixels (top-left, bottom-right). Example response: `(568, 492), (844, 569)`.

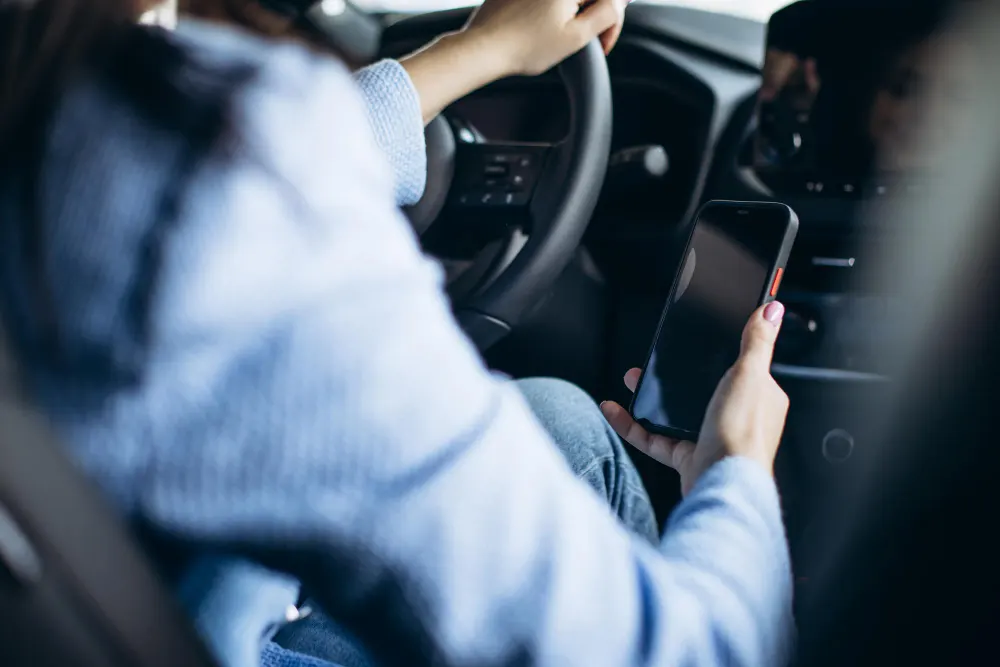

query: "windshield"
(354, 0), (792, 22)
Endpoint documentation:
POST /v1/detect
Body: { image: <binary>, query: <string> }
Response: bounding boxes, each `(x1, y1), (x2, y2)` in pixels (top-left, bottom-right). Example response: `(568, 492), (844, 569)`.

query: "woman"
(0, 2), (793, 667)
(168, 3), (660, 664)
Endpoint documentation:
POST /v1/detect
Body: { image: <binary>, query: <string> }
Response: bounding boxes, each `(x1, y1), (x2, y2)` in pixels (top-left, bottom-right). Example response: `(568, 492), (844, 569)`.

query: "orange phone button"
(770, 268), (784, 297)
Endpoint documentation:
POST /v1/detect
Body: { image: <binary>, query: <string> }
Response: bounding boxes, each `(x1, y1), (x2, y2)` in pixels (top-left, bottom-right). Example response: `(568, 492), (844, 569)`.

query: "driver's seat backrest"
(0, 329), (219, 667)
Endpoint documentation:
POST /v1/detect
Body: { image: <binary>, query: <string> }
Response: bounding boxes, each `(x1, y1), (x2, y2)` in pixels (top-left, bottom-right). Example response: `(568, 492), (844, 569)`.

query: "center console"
(730, 0), (951, 409)
(711, 0), (953, 588)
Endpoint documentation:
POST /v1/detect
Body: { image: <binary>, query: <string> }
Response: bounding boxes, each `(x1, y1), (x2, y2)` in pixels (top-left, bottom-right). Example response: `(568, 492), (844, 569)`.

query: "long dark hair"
(0, 0), (250, 372)
(0, 1), (142, 155)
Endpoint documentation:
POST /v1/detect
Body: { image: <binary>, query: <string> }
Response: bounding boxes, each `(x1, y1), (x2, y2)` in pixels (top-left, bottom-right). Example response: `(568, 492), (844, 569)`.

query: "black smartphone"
(630, 200), (799, 441)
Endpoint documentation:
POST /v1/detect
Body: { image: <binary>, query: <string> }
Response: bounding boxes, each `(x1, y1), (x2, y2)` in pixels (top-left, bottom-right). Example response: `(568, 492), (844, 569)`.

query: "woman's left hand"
(468, 0), (630, 76)
(595, 0), (632, 55)
(401, 0), (629, 123)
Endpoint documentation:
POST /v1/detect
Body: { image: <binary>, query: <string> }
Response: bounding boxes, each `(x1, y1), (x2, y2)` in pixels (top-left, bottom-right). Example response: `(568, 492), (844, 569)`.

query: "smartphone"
(630, 200), (799, 441)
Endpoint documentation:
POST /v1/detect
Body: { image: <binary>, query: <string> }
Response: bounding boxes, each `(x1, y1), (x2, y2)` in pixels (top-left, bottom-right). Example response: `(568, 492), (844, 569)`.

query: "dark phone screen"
(632, 205), (791, 435)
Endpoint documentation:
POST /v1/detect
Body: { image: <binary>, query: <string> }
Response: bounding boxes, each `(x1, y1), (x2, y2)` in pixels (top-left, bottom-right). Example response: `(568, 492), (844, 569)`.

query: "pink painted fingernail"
(764, 301), (785, 326)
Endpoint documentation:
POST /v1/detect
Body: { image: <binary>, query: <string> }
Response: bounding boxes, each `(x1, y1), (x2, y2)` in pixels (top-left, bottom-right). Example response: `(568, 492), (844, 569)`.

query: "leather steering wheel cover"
(405, 115), (455, 234)
(462, 41), (613, 329)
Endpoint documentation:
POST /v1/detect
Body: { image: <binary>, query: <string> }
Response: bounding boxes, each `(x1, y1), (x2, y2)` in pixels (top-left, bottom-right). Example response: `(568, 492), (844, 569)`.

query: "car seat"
(0, 330), (219, 667)
(0, 6), (368, 664)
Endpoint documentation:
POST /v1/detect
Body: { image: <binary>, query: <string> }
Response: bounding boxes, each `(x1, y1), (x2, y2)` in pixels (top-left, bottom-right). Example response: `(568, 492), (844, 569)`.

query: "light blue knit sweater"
(354, 60), (427, 207)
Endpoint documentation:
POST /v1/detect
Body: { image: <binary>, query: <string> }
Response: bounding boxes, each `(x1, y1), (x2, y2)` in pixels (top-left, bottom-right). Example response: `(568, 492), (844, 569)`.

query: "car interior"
(3, 0), (1000, 665)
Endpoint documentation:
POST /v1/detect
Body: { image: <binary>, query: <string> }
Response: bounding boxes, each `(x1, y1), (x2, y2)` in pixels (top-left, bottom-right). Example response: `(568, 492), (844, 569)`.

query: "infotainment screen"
(753, 0), (953, 196)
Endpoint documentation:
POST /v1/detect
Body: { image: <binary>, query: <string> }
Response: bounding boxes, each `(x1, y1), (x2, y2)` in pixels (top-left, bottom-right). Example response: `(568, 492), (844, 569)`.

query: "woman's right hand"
(601, 302), (790, 495)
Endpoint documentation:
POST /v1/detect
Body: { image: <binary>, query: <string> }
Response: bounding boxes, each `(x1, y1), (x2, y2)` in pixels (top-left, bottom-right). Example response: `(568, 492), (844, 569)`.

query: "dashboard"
(379, 1), (949, 597)
(381, 2), (921, 381)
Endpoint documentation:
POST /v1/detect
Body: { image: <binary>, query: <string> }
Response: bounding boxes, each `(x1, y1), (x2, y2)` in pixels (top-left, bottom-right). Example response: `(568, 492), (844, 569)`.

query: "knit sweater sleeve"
(354, 60), (426, 206)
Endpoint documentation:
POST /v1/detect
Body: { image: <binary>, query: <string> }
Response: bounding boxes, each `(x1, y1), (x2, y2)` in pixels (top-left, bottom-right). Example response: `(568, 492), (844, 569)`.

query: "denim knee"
(516, 378), (658, 542)
(516, 377), (615, 469)
(176, 557), (301, 667)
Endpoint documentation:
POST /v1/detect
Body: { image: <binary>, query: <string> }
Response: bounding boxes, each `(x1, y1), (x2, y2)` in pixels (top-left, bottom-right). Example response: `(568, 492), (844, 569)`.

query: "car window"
(353, 0), (793, 22)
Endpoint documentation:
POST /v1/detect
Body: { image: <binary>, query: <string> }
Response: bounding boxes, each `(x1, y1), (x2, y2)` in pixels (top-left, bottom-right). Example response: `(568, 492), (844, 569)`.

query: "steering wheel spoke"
(449, 143), (552, 213)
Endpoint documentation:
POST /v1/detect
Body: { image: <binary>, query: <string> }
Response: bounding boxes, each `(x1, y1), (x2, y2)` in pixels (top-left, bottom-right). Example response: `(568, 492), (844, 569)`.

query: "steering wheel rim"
(408, 41), (613, 352)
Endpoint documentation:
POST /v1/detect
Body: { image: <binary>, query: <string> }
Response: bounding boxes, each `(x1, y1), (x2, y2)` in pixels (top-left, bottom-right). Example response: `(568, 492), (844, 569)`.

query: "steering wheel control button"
(454, 146), (547, 209)
(454, 189), (529, 208)
(484, 163), (509, 177)
(821, 429), (855, 464)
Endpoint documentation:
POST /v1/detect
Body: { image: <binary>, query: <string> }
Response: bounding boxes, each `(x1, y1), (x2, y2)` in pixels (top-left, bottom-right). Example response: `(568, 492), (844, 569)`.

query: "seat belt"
(0, 328), (219, 667)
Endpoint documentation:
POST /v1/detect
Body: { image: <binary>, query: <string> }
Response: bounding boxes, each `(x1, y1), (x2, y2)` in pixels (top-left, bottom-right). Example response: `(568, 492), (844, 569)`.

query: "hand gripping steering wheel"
(406, 40), (613, 352)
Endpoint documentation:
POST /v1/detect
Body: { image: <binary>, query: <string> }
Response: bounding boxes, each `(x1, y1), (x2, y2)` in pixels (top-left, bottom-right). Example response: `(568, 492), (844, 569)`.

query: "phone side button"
(770, 268), (785, 297)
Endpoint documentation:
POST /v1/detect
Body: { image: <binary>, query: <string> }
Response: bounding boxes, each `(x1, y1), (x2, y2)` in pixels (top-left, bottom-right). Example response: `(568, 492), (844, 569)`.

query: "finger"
(623, 367), (642, 393)
(600, 400), (651, 448)
(577, 0), (618, 36)
(599, 401), (686, 469)
(599, 0), (627, 53)
(738, 301), (785, 373)
(599, 23), (623, 54)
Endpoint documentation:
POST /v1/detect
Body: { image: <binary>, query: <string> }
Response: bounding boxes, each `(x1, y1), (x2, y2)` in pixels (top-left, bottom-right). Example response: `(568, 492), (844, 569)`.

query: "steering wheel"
(406, 41), (613, 352)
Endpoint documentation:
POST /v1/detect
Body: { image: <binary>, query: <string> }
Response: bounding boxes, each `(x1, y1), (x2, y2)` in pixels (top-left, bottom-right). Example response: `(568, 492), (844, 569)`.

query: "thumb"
(739, 301), (785, 372)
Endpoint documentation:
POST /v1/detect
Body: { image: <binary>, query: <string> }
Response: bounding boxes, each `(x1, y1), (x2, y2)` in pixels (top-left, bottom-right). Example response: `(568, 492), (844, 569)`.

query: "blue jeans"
(182, 378), (657, 667)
